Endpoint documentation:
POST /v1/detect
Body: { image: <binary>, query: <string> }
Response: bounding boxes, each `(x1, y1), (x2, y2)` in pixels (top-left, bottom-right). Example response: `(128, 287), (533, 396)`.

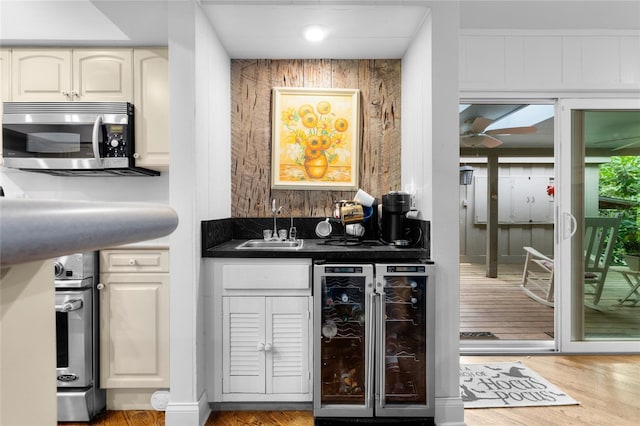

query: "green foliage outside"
(599, 156), (640, 263)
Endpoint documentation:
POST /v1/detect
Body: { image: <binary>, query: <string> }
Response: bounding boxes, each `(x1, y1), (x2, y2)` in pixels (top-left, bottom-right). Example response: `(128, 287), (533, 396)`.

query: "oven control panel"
(54, 252), (96, 280)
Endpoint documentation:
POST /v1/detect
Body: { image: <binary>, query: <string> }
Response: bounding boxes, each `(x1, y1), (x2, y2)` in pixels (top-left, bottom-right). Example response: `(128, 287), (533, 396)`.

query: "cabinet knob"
(62, 91), (70, 98)
(264, 342), (272, 352)
(257, 342), (265, 351)
(97, 283), (105, 290)
(128, 259), (136, 266)
(133, 153), (140, 159)
(71, 91), (79, 98)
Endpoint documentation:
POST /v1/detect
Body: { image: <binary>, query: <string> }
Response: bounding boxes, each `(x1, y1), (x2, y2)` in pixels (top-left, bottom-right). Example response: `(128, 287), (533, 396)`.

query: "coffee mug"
(346, 223), (365, 237)
(353, 189), (375, 207)
(315, 219), (332, 238)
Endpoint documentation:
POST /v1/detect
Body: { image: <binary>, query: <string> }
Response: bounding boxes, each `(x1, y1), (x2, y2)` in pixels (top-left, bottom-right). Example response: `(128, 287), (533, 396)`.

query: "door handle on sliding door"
(562, 212), (577, 240)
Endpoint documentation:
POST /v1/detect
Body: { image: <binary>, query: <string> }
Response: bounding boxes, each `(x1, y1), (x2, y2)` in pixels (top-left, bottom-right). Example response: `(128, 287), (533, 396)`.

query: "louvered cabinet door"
(222, 296), (266, 394)
(266, 296), (312, 395)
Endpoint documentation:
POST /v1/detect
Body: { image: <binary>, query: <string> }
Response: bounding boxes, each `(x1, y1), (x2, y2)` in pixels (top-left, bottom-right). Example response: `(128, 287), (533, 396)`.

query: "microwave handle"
(92, 115), (103, 166)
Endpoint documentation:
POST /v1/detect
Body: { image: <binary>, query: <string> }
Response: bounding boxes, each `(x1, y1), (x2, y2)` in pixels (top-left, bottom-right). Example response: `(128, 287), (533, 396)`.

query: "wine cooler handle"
(378, 291), (386, 409)
(365, 292), (376, 409)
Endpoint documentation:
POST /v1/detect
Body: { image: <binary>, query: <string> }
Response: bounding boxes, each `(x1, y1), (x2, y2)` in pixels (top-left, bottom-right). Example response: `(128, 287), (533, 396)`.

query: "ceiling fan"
(460, 117), (537, 148)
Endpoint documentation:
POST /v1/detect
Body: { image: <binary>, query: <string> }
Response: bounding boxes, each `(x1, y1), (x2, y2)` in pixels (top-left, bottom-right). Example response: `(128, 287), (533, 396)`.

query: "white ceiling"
(1, 1), (638, 151)
(1, 1), (639, 57)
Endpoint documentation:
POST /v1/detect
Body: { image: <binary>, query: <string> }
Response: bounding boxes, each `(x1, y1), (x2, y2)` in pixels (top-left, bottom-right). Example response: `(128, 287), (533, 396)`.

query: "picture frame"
(271, 87), (360, 190)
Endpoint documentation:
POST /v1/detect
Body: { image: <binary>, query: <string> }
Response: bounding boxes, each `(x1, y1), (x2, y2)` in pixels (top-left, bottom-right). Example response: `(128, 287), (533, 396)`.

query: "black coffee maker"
(381, 191), (412, 245)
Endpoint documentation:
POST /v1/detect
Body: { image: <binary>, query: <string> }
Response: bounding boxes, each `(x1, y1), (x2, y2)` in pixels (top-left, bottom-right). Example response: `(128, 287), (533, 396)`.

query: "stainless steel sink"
(235, 239), (304, 250)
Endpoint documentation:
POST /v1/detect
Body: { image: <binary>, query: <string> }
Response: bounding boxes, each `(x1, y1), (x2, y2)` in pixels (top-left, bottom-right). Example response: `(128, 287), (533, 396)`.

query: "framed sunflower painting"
(271, 87), (360, 190)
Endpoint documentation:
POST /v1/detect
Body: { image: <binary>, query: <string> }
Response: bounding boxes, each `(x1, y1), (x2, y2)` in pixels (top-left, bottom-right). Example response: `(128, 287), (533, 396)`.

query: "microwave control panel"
(103, 124), (130, 158)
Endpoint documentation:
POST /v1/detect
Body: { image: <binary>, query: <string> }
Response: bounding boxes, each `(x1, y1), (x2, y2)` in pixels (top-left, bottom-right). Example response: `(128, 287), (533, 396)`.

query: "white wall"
(195, 0), (231, 409)
(165, 1), (230, 425)
(165, 0), (199, 424)
(0, 168), (168, 204)
(403, 2), (464, 425)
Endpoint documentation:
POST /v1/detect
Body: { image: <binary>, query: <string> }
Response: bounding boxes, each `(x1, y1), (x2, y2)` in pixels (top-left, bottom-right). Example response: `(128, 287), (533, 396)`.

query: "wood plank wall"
(230, 59), (401, 217)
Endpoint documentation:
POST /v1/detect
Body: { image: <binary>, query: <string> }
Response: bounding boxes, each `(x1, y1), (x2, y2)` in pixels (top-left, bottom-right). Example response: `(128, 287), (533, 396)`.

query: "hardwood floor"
(60, 355), (640, 426)
(462, 354), (640, 426)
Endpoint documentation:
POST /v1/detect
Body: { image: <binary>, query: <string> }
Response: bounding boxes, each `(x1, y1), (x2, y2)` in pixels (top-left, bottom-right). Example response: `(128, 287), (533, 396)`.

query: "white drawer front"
(101, 249), (169, 273)
(222, 260), (310, 290)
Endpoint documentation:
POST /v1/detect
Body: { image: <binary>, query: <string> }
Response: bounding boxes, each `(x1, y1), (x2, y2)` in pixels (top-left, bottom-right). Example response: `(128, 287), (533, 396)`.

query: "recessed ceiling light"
(303, 25), (326, 43)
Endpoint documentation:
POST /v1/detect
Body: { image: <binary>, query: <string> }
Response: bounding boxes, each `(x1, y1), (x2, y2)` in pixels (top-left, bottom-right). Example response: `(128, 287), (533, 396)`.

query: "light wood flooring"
(58, 355), (640, 425)
(460, 262), (640, 340)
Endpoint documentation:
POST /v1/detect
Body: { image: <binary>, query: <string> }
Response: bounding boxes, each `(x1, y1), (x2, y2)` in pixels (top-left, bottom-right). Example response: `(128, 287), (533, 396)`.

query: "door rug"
(460, 362), (578, 408)
(460, 331), (498, 339)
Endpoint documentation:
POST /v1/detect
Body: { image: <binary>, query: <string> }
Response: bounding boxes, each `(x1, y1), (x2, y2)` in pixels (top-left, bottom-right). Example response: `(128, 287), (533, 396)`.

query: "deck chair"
(521, 216), (621, 308)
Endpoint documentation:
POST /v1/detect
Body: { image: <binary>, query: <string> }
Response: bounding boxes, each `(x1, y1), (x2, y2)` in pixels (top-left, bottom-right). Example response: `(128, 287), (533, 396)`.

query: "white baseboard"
(106, 389), (155, 410)
(165, 391), (211, 426)
(435, 396), (466, 426)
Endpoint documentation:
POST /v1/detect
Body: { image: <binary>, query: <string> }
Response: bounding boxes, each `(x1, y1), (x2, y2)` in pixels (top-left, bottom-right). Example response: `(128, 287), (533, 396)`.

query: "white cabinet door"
(1, 49), (9, 101)
(222, 296), (311, 397)
(223, 296), (266, 394)
(99, 272), (169, 388)
(11, 49), (72, 101)
(11, 49), (132, 102)
(73, 49), (132, 102)
(133, 49), (168, 170)
(266, 297), (311, 395)
(511, 176), (554, 223)
(474, 176), (512, 223)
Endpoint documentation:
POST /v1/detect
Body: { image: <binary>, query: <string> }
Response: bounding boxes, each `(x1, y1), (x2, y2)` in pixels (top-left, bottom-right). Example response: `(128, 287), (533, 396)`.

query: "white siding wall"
(460, 31), (640, 92)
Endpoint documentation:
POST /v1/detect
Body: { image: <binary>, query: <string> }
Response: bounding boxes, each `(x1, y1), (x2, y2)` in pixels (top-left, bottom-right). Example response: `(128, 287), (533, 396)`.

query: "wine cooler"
(313, 262), (435, 424)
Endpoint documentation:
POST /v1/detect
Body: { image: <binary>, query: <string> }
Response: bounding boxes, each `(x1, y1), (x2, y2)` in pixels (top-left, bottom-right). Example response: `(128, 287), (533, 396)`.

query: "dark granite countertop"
(203, 238), (431, 262)
(202, 217), (431, 262)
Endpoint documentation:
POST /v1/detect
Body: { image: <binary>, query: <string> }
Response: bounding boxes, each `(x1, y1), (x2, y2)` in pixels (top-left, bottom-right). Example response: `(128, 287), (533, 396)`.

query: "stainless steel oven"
(54, 252), (105, 422)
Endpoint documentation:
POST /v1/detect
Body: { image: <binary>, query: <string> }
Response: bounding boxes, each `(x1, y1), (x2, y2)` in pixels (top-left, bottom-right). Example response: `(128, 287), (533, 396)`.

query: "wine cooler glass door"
(313, 264), (374, 418)
(375, 263), (435, 418)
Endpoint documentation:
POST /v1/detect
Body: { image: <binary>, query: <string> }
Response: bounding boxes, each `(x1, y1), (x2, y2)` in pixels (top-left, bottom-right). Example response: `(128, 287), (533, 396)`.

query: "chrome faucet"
(271, 199), (295, 240)
(272, 199), (278, 238)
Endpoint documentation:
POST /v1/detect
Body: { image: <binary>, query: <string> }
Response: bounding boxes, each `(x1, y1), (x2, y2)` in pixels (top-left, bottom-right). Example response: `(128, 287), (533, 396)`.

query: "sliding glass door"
(558, 98), (640, 352)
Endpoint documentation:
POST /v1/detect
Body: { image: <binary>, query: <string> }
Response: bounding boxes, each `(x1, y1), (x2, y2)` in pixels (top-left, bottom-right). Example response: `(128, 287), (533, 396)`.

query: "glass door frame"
(557, 97), (640, 353)
(459, 98), (558, 354)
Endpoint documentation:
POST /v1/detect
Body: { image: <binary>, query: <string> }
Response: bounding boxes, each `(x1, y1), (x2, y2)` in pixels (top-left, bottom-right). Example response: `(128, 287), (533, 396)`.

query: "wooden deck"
(460, 262), (640, 340)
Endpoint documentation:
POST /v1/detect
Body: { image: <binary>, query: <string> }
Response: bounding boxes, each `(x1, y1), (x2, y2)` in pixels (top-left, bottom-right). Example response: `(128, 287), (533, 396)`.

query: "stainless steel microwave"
(2, 102), (159, 176)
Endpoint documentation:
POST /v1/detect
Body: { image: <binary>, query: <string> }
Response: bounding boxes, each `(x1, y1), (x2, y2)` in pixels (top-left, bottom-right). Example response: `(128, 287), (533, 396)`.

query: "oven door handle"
(55, 299), (83, 312)
(92, 115), (103, 166)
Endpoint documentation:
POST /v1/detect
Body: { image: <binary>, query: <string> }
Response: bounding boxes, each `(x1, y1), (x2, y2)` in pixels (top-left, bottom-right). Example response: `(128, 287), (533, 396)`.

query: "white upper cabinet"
(133, 49), (169, 170)
(1, 49), (10, 101)
(73, 49), (133, 102)
(11, 48), (132, 102)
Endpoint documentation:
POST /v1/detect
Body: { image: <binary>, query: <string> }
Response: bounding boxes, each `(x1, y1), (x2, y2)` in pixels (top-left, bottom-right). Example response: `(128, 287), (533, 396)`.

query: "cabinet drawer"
(101, 249), (169, 273)
(222, 259), (311, 290)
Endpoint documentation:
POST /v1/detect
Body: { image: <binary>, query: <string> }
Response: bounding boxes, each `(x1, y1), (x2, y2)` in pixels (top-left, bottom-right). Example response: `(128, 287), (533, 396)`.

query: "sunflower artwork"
(271, 87), (360, 190)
